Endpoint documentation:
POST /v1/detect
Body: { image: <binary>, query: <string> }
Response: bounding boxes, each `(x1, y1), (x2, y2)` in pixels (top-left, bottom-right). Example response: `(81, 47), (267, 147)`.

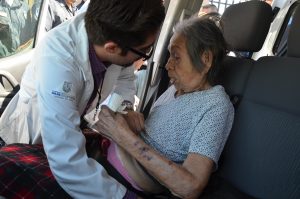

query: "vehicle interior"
(0, 0), (299, 198)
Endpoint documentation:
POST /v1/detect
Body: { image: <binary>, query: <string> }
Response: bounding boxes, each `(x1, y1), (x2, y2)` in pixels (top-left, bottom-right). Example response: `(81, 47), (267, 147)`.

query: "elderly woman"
(96, 17), (234, 199)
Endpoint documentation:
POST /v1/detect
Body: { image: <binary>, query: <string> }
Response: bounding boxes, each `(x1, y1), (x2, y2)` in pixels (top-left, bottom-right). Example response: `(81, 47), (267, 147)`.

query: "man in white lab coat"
(0, 0), (165, 198)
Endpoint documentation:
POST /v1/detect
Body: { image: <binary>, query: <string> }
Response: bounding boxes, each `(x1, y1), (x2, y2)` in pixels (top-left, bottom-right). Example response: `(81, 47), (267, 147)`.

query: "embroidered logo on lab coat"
(62, 81), (72, 93)
(51, 81), (75, 101)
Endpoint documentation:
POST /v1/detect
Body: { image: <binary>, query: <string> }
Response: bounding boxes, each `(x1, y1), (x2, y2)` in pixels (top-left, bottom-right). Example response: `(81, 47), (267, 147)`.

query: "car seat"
(203, 2), (300, 199)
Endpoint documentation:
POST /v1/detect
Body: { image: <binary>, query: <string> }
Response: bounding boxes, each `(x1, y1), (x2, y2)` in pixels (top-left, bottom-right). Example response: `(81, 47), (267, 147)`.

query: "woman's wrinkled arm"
(96, 106), (214, 199)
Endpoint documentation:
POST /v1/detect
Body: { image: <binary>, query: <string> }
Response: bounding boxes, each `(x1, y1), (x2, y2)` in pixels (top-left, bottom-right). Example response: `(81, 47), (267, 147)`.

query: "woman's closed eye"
(170, 52), (180, 64)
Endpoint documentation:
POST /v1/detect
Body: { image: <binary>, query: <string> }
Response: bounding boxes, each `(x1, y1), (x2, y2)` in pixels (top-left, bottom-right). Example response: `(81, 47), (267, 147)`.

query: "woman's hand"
(123, 110), (145, 135)
(94, 105), (132, 141)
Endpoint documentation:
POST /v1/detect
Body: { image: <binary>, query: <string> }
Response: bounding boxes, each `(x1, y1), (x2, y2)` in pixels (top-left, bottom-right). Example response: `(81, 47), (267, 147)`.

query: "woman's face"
(166, 33), (212, 93)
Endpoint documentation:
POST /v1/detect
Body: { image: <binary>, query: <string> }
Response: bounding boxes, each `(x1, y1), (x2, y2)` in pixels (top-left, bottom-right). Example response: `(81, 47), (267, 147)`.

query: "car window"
(209, 0), (248, 14)
(273, 2), (299, 56)
(0, 0), (42, 58)
(207, 0), (273, 14)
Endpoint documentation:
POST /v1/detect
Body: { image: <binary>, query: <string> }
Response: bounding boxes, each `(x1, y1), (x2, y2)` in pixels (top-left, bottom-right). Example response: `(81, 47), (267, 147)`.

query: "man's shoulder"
(45, 13), (85, 42)
(38, 13), (88, 64)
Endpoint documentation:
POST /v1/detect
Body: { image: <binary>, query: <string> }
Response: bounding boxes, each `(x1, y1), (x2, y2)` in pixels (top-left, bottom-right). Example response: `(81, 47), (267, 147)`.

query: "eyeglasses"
(126, 45), (154, 61)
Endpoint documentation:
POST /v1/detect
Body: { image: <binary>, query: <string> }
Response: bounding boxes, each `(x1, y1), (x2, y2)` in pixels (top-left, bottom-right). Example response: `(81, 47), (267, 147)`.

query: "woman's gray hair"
(173, 17), (227, 85)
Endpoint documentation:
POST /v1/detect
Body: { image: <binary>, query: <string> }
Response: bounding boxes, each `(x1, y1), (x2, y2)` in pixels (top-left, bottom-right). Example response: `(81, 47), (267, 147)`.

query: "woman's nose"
(165, 59), (172, 70)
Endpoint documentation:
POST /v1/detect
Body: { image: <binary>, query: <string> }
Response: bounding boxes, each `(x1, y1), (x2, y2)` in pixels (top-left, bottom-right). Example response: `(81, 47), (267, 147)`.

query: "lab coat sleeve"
(113, 65), (136, 103)
(35, 55), (126, 199)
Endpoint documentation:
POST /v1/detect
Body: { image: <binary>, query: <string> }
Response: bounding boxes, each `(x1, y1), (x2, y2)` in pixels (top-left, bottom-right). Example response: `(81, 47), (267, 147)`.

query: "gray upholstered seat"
(205, 2), (300, 199)
(220, 1), (273, 107)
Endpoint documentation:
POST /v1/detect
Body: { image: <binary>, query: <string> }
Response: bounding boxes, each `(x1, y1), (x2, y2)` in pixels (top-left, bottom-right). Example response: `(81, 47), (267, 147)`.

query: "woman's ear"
(103, 41), (122, 54)
(200, 50), (213, 70)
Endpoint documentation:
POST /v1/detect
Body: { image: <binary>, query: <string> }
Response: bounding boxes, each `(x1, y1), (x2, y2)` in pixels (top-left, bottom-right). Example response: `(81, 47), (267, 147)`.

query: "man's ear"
(103, 41), (122, 54)
(200, 50), (213, 70)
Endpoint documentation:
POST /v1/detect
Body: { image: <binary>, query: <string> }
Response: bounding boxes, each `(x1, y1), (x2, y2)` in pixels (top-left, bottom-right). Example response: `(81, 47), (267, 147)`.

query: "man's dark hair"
(85, 0), (165, 49)
(174, 17), (227, 85)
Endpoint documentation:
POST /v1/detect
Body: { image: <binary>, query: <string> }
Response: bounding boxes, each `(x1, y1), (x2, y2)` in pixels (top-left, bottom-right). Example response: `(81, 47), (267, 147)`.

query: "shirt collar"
(88, 43), (107, 75)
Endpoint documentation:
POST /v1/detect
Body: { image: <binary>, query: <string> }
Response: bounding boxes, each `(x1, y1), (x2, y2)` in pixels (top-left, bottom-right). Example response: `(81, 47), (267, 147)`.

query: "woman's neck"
(175, 82), (212, 97)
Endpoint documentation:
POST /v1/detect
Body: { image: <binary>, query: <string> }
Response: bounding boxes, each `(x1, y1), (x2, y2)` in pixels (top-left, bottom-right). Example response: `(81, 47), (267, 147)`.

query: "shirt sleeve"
(189, 99), (234, 167)
(35, 53), (126, 198)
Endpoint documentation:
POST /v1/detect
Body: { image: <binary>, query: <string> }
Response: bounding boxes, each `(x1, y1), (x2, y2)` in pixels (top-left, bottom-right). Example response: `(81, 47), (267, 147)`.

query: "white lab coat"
(0, 13), (136, 198)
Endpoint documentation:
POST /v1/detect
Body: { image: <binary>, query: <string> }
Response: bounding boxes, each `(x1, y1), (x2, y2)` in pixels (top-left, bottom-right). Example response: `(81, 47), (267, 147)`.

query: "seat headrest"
(287, 5), (300, 58)
(221, 1), (273, 52)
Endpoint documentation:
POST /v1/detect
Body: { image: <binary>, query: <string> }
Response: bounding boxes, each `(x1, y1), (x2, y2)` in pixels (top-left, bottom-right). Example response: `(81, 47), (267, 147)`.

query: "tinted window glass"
(208, 0), (272, 14)
(0, 0), (42, 58)
(273, 3), (299, 56)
